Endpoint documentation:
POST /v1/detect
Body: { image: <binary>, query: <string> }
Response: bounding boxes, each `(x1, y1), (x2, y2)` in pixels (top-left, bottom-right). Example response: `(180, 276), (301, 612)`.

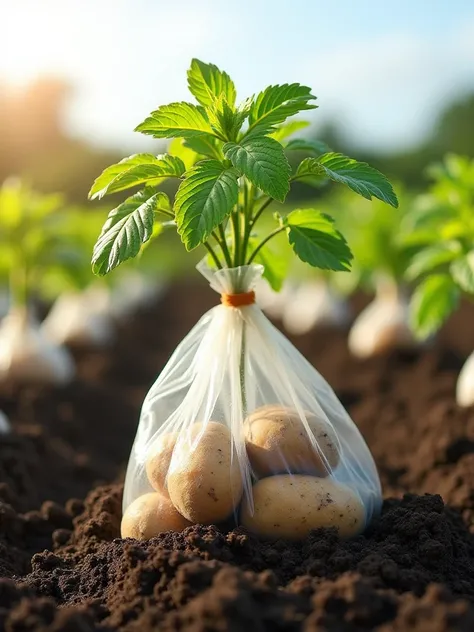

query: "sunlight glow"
(0, 0), (87, 85)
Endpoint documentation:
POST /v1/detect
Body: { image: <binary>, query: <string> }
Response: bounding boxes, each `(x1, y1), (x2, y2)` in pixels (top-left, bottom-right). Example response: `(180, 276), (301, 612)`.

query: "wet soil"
(2, 282), (474, 631)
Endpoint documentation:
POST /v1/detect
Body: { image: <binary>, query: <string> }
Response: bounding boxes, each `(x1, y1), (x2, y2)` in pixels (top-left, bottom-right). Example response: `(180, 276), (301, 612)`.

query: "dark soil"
(2, 282), (474, 631)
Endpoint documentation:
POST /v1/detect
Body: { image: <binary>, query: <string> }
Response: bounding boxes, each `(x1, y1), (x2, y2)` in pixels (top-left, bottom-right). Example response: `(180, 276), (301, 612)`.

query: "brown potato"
(244, 405), (339, 477)
(121, 492), (191, 539)
(241, 475), (365, 540)
(168, 421), (243, 524)
(145, 432), (178, 496)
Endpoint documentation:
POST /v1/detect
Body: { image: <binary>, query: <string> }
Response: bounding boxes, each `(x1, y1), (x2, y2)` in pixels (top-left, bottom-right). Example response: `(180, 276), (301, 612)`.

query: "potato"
(168, 421), (243, 524)
(121, 492), (191, 539)
(145, 432), (178, 496)
(244, 405), (339, 477)
(241, 475), (365, 539)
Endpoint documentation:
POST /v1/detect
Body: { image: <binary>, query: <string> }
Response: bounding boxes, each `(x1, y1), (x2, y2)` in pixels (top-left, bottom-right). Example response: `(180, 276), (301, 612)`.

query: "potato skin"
(168, 421), (243, 524)
(145, 432), (178, 496)
(121, 492), (190, 539)
(241, 475), (365, 540)
(244, 405), (339, 477)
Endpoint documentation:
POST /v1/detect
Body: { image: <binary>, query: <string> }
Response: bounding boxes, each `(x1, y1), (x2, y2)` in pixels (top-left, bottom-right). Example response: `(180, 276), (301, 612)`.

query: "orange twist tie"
(221, 290), (256, 307)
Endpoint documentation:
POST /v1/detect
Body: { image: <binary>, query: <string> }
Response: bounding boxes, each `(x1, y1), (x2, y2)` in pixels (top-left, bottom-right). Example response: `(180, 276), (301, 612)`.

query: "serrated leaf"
(224, 136), (291, 202)
(89, 154), (185, 200)
(135, 102), (213, 139)
(247, 84), (317, 136)
(248, 231), (292, 291)
(405, 242), (462, 281)
(286, 138), (330, 155)
(183, 135), (223, 160)
(451, 251), (474, 294)
(168, 138), (198, 170)
(295, 154), (398, 207)
(207, 94), (248, 141)
(293, 157), (328, 187)
(92, 190), (170, 275)
(270, 120), (310, 143)
(174, 160), (239, 250)
(410, 274), (460, 339)
(285, 209), (353, 271)
(187, 59), (236, 108)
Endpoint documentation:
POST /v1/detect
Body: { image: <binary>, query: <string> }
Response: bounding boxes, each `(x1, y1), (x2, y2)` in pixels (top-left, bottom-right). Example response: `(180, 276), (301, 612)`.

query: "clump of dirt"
(12, 485), (473, 631)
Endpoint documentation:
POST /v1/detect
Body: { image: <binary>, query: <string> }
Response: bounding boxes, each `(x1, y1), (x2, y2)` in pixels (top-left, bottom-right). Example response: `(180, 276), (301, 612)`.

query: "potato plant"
(90, 59), (398, 541)
(324, 188), (419, 358)
(404, 154), (474, 405)
(0, 179), (76, 384)
(90, 59), (398, 284)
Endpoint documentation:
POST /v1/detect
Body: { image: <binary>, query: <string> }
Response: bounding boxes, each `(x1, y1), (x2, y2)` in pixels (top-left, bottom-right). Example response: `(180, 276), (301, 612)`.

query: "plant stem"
(247, 226), (286, 264)
(251, 197), (272, 229)
(203, 242), (223, 269)
(218, 225), (233, 267)
(156, 209), (175, 220)
(232, 211), (241, 267)
(240, 184), (256, 265)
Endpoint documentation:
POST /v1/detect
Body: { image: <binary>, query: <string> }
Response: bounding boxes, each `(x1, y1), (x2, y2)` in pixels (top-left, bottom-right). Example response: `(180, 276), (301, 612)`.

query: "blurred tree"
(433, 94), (474, 157)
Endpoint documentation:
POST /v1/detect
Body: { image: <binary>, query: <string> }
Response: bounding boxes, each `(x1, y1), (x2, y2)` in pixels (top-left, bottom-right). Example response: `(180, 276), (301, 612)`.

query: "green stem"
(247, 226), (286, 264)
(218, 224), (233, 267)
(203, 242), (223, 270)
(251, 197), (272, 228)
(240, 185), (256, 265)
(232, 210), (241, 267)
(156, 208), (175, 220)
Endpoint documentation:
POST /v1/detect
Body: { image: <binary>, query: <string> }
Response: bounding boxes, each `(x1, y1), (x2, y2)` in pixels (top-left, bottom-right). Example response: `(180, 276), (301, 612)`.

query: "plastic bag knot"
(221, 291), (255, 308)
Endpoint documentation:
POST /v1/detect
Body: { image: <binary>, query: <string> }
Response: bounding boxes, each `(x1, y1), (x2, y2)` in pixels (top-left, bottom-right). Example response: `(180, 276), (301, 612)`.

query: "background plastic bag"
(122, 262), (382, 541)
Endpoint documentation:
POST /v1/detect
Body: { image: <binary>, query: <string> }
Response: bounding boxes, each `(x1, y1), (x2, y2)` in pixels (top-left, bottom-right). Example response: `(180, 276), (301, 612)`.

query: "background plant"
(327, 185), (415, 296)
(0, 178), (88, 309)
(404, 154), (474, 339)
(90, 59), (398, 287)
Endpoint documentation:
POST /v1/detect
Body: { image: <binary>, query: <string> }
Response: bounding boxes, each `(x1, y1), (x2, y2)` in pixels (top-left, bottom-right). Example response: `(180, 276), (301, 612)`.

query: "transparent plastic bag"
(122, 262), (381, 541)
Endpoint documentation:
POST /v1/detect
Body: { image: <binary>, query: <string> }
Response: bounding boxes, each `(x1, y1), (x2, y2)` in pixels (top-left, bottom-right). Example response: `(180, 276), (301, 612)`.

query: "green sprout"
(0, 178), (80, 307)
(90, 59), (398, 288)
(404, 154), (474, 340)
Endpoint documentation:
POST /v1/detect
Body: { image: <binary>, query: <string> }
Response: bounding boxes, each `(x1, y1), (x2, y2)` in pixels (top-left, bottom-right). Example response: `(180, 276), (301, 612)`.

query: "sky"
(1, 0), (474, 153)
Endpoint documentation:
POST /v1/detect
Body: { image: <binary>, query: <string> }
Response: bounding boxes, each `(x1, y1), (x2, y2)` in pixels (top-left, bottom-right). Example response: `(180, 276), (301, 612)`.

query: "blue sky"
(2, 0), (474, 152)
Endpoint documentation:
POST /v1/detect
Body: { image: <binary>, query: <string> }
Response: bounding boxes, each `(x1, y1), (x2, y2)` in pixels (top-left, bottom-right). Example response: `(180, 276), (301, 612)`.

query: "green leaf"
(285, 138), (330, 155)
(292, 157), (328, 187)
(207, 95), (249, 141)
(183, 135), (223, 160)
(405, 242), (462, 281)
(187, 59), (236, 108)
(410, 274), (460, 339)
(295, 154), (399, 207)
(249, 231), (292, 291)
(247, 84), (317, 136)
(135, 102), (213, 139)
(168, 138), (198, 170)
(285, 209), (353, 271)
(89, 154), (185, 200)
(174, 160), (239, 250)
(224, 136), (291, 202)
(270, 120), (310, 143)
(92, 189), (170, 275)
(451, 251), (474, 294)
